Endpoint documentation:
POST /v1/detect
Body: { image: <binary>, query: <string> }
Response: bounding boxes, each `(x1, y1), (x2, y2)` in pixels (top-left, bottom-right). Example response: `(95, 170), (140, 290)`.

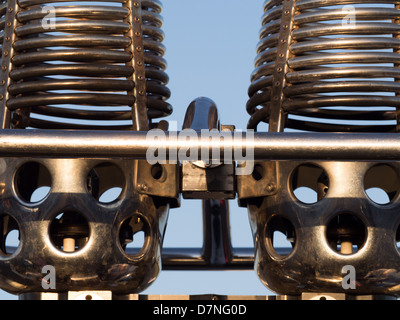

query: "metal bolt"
(137, 183), (148, 192)
(266, 183), (276, 193)
(0, 183), (5, 195)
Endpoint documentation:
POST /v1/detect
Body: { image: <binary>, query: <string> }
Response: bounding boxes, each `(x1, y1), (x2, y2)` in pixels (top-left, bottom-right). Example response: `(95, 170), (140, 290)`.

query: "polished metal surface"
(0, 130), (399, 161)
(0, 0), (176, 296)
(247, 160), (400, 296)
(0, 0), (399, 300)
(244, 0), (400, 298)
(181, 97), (235, 199)
(247, 0), (400, 132)
(0, 157), (171, 294)
(3, 0), (171, 130)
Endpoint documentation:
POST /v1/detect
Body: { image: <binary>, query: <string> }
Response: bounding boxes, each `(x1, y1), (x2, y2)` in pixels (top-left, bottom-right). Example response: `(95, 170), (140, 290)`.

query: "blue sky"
(0, 0), (269, 299)
(141, 0), (269, 296)
(2, 0), (394, 300)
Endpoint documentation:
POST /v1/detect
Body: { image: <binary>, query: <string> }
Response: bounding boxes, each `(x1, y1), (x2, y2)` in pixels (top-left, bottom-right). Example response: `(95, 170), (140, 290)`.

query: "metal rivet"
(137, 183), (148, 192)
(133, 2), (140, 8)
(0, 183), (5, 195)
(266, 183), (276, 193)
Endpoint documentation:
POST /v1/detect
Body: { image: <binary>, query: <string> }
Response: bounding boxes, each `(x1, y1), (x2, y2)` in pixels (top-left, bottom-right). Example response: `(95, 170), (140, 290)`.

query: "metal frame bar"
(0, 0), (19, 129)
(1, 129), (396, 271)
(0, 130), (398, 161)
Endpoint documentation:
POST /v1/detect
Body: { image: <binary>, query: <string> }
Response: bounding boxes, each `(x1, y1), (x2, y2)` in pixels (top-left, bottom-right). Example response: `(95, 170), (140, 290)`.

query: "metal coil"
(5, 0), (171, 130)
(248, 0), (400, 132)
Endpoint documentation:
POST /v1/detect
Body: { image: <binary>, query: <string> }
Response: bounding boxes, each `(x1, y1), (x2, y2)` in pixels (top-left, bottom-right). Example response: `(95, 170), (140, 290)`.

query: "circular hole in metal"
(251, 164), (264, 181)
(396, 225), (400, 252)
(87, 162), (125, 204)
(151, 163), (163, 180)
(119, 215), (149, 256)
(291, 164), (329, 204)
(49, 211), (90, 253)
(265, 215), (296, 258)
(14, 162), (52, 203)
(364, 164), (400, 205)
(0, 215), (20, 257)
(326, 213), (366, 255)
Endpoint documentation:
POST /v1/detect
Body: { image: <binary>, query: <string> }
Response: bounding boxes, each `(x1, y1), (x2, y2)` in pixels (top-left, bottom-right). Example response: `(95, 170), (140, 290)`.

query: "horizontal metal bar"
(0, 130), (399, 161)
(160, 247), (255, 271)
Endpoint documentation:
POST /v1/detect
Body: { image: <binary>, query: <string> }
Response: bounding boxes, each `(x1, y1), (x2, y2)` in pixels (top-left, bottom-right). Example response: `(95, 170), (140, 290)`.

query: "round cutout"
(265, 215), (296, 258)
(291, 164), (329, 204)
(0, 215), (20, 257)
(326, 213), (366, 255)
(151, 163), (164, 180)
(396, 224), (400, 253)
(119, 215), (149, 256)
(252, 164), (264, 181)
(87, 162), (125, 204)
(14, 162), (51, 203)
(49, 211), (90, 253)
(364, 164), (400, 205)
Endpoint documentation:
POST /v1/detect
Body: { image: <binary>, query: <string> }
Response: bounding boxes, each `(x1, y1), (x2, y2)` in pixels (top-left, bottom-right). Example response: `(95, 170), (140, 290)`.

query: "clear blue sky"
(0, 0), (270, 299)
(141, 0), (269, 296)
(2, 0), (390, 300)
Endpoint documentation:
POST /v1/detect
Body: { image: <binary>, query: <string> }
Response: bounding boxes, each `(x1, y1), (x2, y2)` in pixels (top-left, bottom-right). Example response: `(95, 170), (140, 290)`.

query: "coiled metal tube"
(248, 0), (400, 132)
(5, 0), (171, 130)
